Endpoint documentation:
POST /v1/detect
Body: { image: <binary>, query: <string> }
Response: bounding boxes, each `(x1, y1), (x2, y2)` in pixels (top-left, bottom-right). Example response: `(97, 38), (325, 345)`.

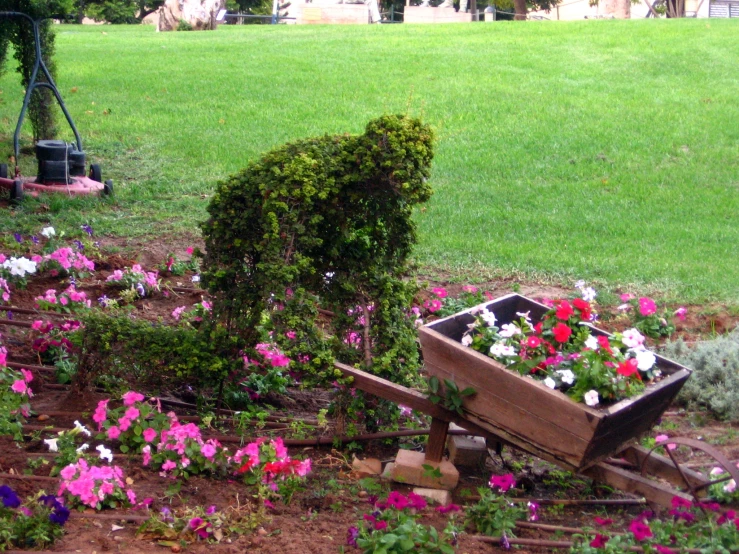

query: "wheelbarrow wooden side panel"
(418, 293), (692, 471)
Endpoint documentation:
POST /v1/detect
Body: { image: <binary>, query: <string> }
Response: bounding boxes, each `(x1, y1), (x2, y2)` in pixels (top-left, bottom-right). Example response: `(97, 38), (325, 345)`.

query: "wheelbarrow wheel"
(10, 179), (24, 204)
(0, 164), (7, 179)
(89, 164), (102, 183)
(640, 437), (739, 504)
(103, 179), (114, 196)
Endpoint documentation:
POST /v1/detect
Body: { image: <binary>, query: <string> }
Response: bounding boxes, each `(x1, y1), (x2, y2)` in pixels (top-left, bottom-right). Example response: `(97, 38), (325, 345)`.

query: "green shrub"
(200, 114), (434, 389)
(664, 328), (739, 421)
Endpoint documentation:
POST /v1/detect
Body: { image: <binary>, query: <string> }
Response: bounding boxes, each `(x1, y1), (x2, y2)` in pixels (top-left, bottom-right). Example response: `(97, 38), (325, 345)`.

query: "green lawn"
(0, 20), (737, 303)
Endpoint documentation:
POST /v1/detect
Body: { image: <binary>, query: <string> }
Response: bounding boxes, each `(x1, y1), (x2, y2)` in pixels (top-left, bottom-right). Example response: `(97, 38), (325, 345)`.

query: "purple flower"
(5, 311), (12, 320)
(31, 235), (39, 245)
(73, 240), (84, 251)
(0, 485), (21, 508)
(160, 506), (173, 522)
(49, 504), (70, 526)
(206, 504), (217, 515)
(501, 532), (511, 550)
(347, 526), (359, 547)
(82, 224), (94, 236)
(136, 283), (146, 297)
(13, 233), (22, 244)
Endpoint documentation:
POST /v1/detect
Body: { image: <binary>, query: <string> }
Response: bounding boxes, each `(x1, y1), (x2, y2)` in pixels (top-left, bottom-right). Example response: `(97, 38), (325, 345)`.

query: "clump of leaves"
(426, 376), (476, 416)
(666, 328), (739, 421)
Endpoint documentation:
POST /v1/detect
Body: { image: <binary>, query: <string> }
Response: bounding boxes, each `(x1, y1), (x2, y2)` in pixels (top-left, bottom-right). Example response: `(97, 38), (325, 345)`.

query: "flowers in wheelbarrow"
(460, 286), (664, 407)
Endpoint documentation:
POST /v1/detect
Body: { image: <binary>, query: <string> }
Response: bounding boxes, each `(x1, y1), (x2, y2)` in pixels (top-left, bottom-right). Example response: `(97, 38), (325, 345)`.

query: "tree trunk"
(514, 0), (527, 19)
(600, 0), (631, 18)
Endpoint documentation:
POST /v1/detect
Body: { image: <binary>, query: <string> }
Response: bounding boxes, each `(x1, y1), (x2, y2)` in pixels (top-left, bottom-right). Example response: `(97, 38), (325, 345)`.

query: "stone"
(157, 0), (226, 32)
(388, 449), (459, 490)
(412, 487), (453, 506)
(447, 423), (487, 467)
(351, 457), (382, 477)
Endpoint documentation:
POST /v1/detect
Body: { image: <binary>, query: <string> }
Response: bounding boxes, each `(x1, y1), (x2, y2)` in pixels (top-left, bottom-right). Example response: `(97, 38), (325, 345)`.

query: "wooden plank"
(425, 418), (449, 462)
(333, 362), (505, 445)
(582, 462), (693, 509)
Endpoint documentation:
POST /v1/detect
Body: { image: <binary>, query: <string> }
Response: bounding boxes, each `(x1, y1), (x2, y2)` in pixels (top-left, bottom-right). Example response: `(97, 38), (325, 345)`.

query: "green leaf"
(460, 387), (476, 397)
(119, 444), (129, 453)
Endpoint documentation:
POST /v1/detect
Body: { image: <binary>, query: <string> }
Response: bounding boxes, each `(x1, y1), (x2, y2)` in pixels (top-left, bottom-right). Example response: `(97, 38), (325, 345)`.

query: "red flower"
(596, 335), (613, 354)
(552, 322), (572, 343)
(629, 520), (653, 541)
(671, 496), (692, 510)
(590, 534), (610, 548)
(526, 336), (542, 348)
(617, 359), (639, 378)
(555, 300), (574, 320)
(374, 520), (388, 531)
(534, 322), (543, 334)
(573, 298), (591, 320)
(594, 516), (613, 526)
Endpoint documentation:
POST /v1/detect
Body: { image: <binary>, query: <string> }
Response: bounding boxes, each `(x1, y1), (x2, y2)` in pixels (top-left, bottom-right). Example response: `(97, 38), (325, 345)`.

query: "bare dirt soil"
(2, 235), (738, 553)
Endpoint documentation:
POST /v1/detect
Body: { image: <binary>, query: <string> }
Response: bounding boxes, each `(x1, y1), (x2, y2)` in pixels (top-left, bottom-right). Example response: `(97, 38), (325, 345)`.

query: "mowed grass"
(0, 20), (737, 303)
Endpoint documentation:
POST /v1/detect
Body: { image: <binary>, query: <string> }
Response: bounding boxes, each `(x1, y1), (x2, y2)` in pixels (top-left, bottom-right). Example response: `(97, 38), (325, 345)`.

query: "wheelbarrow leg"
(425, 418), (450, 463)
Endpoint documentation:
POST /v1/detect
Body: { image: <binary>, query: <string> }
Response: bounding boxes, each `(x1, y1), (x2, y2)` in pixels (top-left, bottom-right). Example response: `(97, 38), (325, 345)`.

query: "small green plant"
(176, 18), (193, 31)
(0, 488), (69, 550)
(426, 376), (476, 416)
(465, 487), (527, 538)
(668, 328), (739, 421)
(348, 491), (460, 554)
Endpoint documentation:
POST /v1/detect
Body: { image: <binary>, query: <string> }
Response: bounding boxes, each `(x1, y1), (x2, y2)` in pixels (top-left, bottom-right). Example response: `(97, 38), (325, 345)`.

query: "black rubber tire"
(89, 164), (102, 183)
(0, 164), (7, 179)
(10, 179), (24, 204)
(103, 179), (114, 196)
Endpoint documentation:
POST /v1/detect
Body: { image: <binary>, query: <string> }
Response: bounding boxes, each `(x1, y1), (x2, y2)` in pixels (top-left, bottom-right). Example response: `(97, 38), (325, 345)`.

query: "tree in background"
(0, 0), (73, 141)
(76, 0), (164, 24)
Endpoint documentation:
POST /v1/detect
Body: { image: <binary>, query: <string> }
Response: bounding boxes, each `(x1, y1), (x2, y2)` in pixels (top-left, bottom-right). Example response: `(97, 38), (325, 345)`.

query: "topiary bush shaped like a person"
(200, 115), (434, 389)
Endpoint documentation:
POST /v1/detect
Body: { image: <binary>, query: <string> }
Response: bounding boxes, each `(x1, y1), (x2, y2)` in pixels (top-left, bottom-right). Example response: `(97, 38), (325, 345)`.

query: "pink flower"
(489, 473), (516, 492)
(406, 492), (427, 510)
(186, 247), (194, 255)
(655, 546), (675, 554)
(620, 293), (634, 301)
(674, 307), (687, 321)
(374, 520), (388, 531)
(142, 445), (152, 466)
(638, 297), (657, 316)
(93, 400), (109, 430)
(122, 391), (145, 406)
(436, 504), (461, 513)
(285, 330), (296, 340)
(171, 306), (186, 320)
(161, 460), (176, 472)
(431, 287), (447, 299)
(424, 299), (442, 313)
(11, 379), (28, 394)
(118, 417), (132, 432)
(107, 426), (121, 440)
(20, 368), (33, 383)
(462, 285), (478, 293)
(143, 428), (158, 443)
(126, 489), (137, 505)
(655, 434), (677, 451)
(200, 443), (217, 459)
(594, 516), (613, 526)
(590, 534), (610, 548)
(60, 464), (77, 480)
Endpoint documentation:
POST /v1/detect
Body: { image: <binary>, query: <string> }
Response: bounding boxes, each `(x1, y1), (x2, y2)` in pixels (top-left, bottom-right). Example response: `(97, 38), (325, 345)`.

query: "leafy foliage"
(200, 115), (434, 390)
(464, 487), (526, 538)
(667, 328), (739, 421)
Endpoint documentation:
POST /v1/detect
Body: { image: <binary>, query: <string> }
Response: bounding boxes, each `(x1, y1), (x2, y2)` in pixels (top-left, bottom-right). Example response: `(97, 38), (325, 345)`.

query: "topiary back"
(200, 114), (434, 387)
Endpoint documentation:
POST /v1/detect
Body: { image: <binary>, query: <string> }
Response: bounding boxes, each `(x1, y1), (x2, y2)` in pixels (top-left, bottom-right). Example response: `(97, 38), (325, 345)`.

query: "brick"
(388, 449), (459, 490)
(412, 487), (453, 506)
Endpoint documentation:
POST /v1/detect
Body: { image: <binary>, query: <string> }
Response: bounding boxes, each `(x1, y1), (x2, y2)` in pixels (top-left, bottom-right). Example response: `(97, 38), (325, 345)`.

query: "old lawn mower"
(0, 11), (112, 203)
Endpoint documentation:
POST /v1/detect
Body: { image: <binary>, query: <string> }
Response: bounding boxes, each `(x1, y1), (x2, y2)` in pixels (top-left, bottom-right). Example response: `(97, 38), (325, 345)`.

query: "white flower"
(499, 323), (521, 338)
(480, 309), (497, 327)
(490, 342), (516, 357)
(76, 443), (90, 453)
(44, 438), (59, 452)
(617, 303), (631, 311)
(581, 287), (597, 302)
(621, 328), (646, 349)
(40, 226), (56, 238)
(556, 369), (575, 385)
(584, 335), (599, 350)
(543, 377), (556, 389)
(461, 334), (473, 347)
(584, 390), (600, 407)
(191, 275), (200, 283)
(724, 480), (736, 493)
(634, 350), (656, 371)
(574, 280), (586, 289)
(2, 257), (37, 278)
(96, 445), (113, 463)
(74, 420), (92, 437)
